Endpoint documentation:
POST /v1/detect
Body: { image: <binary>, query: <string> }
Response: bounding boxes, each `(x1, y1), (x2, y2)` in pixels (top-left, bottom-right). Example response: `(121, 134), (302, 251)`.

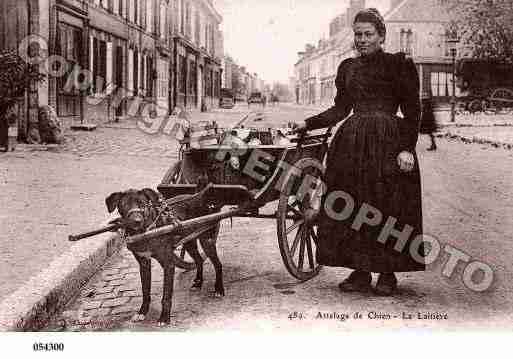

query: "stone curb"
(0, 225), (125, 332)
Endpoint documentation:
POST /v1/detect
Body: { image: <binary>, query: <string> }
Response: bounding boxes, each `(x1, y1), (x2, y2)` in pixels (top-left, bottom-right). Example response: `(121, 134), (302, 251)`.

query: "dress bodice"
(305, 49), (421, 151)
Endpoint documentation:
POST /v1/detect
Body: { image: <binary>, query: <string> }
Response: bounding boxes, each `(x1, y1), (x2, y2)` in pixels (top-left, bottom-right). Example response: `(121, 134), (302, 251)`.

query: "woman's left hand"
(397, 151), (415, 172)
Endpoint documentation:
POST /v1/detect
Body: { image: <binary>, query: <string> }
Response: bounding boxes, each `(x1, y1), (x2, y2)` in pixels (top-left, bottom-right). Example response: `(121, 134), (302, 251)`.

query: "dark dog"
(105, 181), (224, 326)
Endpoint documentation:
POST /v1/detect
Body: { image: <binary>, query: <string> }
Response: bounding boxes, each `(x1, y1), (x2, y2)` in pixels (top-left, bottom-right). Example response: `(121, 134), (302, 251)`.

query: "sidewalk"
(0, 105), (269, 331)
(0, 126), (180, 330)
(287, 103), (513, 148)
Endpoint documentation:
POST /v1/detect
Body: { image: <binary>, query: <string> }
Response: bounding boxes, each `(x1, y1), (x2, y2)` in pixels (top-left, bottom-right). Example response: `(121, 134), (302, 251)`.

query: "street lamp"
(446, 21), (460, 122)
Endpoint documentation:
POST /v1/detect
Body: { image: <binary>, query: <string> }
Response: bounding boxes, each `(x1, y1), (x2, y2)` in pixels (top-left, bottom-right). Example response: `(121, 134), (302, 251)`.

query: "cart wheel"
(468, 99), (484, 114)
(490, 88), (513, 114)
(277, 157), (324, 281)
(172, 223), (220, 271)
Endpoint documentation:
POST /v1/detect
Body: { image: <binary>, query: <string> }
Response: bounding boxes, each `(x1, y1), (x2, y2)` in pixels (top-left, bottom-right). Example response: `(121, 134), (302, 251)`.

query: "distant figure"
(272, 94), (280, 106)
(420, 97), (438, 151)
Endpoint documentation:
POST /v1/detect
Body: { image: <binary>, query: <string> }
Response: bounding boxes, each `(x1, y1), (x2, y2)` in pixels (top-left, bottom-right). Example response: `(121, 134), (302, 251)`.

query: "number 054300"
(33, 342), (64, 351)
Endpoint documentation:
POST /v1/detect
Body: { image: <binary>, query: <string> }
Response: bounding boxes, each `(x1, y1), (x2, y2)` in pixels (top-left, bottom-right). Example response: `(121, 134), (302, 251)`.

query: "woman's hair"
(353, 8), (386, 38)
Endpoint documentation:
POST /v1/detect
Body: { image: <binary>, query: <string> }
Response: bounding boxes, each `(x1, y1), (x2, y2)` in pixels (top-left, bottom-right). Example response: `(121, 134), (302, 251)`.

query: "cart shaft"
(126, 206), (246, 245)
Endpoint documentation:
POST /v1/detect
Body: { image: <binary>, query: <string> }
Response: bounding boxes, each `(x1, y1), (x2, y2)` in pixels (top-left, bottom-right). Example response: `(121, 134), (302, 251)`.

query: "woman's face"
(353, 22), (384, 56)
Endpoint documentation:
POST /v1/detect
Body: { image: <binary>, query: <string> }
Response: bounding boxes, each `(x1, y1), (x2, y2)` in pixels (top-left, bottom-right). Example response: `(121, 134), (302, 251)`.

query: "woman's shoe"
(374, 273), (397, 296)
(338, 271), (372, 292)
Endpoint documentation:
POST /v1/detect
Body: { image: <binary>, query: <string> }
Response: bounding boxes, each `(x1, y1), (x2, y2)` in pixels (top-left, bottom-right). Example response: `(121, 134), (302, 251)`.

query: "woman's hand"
(397, 151), (415, 172)
(289, 122), (308, 135)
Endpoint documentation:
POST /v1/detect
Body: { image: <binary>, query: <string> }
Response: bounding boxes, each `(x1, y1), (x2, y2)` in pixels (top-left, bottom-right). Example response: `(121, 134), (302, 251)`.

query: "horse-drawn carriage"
(456, 59), (513, 114)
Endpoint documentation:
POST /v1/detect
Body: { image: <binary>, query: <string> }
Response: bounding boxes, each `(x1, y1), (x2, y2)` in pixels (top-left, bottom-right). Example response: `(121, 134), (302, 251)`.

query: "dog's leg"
(155, 254), (175, 326)
(200, 232), (224, 298)
(131, 254), (152, 322)
(184, 240), (204, 290)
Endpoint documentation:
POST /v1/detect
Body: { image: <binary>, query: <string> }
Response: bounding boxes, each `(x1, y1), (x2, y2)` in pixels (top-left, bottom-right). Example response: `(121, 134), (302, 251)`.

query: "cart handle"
(290, 126), (333, 147)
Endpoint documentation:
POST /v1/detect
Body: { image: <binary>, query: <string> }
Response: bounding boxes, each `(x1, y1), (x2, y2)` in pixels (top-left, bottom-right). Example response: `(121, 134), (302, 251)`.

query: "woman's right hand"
(289, 122), (308, 135)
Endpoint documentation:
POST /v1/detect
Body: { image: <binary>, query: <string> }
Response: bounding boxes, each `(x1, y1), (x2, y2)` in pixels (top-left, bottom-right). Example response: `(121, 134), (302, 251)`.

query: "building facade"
(0, 0), (225, 138)
(294, 0), (460, 107)
(294, 0), (363, 106)
(384, 0), (461, 102)
(172, 0), (223, 110)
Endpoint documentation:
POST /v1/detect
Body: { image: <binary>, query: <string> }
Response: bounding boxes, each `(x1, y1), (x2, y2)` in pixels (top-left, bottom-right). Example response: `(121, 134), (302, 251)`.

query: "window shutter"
(93, 38), (98, 93)
(129, 0), (134, 22)
(128, 48), (134, 92)
(106, 42), (113, 87)
(133, 49), (138, 93)
(99, 40), (107, 91)
(141, 54), (146, 93)
(89, 35), (94, 74)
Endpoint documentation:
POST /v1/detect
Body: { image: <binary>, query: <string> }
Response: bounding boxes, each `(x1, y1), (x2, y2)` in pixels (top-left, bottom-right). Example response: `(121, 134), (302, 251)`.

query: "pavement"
(0, 104), (300, 331)
(283, 102), (513, 148)
(41, 132), (513, 332)
(1, 103), (512, 331)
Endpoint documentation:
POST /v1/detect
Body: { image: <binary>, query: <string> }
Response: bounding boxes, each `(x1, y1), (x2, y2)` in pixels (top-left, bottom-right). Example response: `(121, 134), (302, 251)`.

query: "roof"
(385, 0), (452, 23)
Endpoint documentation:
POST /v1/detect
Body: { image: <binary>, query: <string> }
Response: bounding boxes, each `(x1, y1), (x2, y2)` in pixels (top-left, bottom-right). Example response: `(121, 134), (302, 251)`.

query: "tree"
(0, 50), (44, 118)
(451, 0), (513, 63)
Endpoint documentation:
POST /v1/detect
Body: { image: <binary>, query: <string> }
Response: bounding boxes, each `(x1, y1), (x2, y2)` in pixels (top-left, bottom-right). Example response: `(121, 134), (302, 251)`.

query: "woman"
(294, 8), (425, 296)
(420, 96), (438, 151)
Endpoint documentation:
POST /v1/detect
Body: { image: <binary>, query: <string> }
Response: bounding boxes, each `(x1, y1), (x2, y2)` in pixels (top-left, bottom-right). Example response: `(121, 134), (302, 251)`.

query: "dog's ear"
(141, 188), (160, 205)
(106, 192), (123, 213)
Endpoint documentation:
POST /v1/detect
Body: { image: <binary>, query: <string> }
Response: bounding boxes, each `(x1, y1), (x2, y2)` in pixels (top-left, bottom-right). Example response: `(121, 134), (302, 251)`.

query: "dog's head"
(106, 188), (161, 234)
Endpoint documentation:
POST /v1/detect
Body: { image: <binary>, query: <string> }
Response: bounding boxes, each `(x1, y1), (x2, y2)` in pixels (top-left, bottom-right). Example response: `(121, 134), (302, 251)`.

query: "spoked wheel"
(277, 157), (325, 281)
(490, 88), (513, 114)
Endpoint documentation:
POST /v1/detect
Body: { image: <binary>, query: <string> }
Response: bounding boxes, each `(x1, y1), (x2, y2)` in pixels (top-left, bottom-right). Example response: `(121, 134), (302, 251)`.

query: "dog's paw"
(212, 289), (225, 298)
(157, 320), (171, 327)
(131, 313), (146, 322)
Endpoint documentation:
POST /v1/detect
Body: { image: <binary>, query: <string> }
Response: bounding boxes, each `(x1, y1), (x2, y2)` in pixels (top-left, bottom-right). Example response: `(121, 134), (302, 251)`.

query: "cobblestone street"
(0, 124), (180, 301)
(2, 104), (513, 332)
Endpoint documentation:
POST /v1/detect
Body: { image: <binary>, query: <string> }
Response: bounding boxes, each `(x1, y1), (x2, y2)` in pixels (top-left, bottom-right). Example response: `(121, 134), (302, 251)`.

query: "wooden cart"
(155, 127), (332, 281)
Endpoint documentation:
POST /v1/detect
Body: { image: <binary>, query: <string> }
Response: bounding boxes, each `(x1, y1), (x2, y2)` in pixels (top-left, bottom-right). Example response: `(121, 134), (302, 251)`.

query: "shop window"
(188, 60), (197, 96)
(133, 48), (139, 93)
(90, 37), (107, 94)
(179, 55), (186, 94)
(115, 45), (123, 87)
(430, 71), (456, 97)
(213, 71), (220, 97)
(56, 23), (82, 94)
(147, 55), (153, 97)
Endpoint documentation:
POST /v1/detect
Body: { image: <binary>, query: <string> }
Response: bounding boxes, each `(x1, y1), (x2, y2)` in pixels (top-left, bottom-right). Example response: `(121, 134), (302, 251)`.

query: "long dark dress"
(305, 49), (425, 273)
(420, 98), (438, 134)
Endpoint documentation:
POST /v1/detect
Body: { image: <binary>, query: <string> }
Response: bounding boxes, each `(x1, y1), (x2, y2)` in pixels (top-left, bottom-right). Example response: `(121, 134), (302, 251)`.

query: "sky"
(214, 0), (391, 84)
